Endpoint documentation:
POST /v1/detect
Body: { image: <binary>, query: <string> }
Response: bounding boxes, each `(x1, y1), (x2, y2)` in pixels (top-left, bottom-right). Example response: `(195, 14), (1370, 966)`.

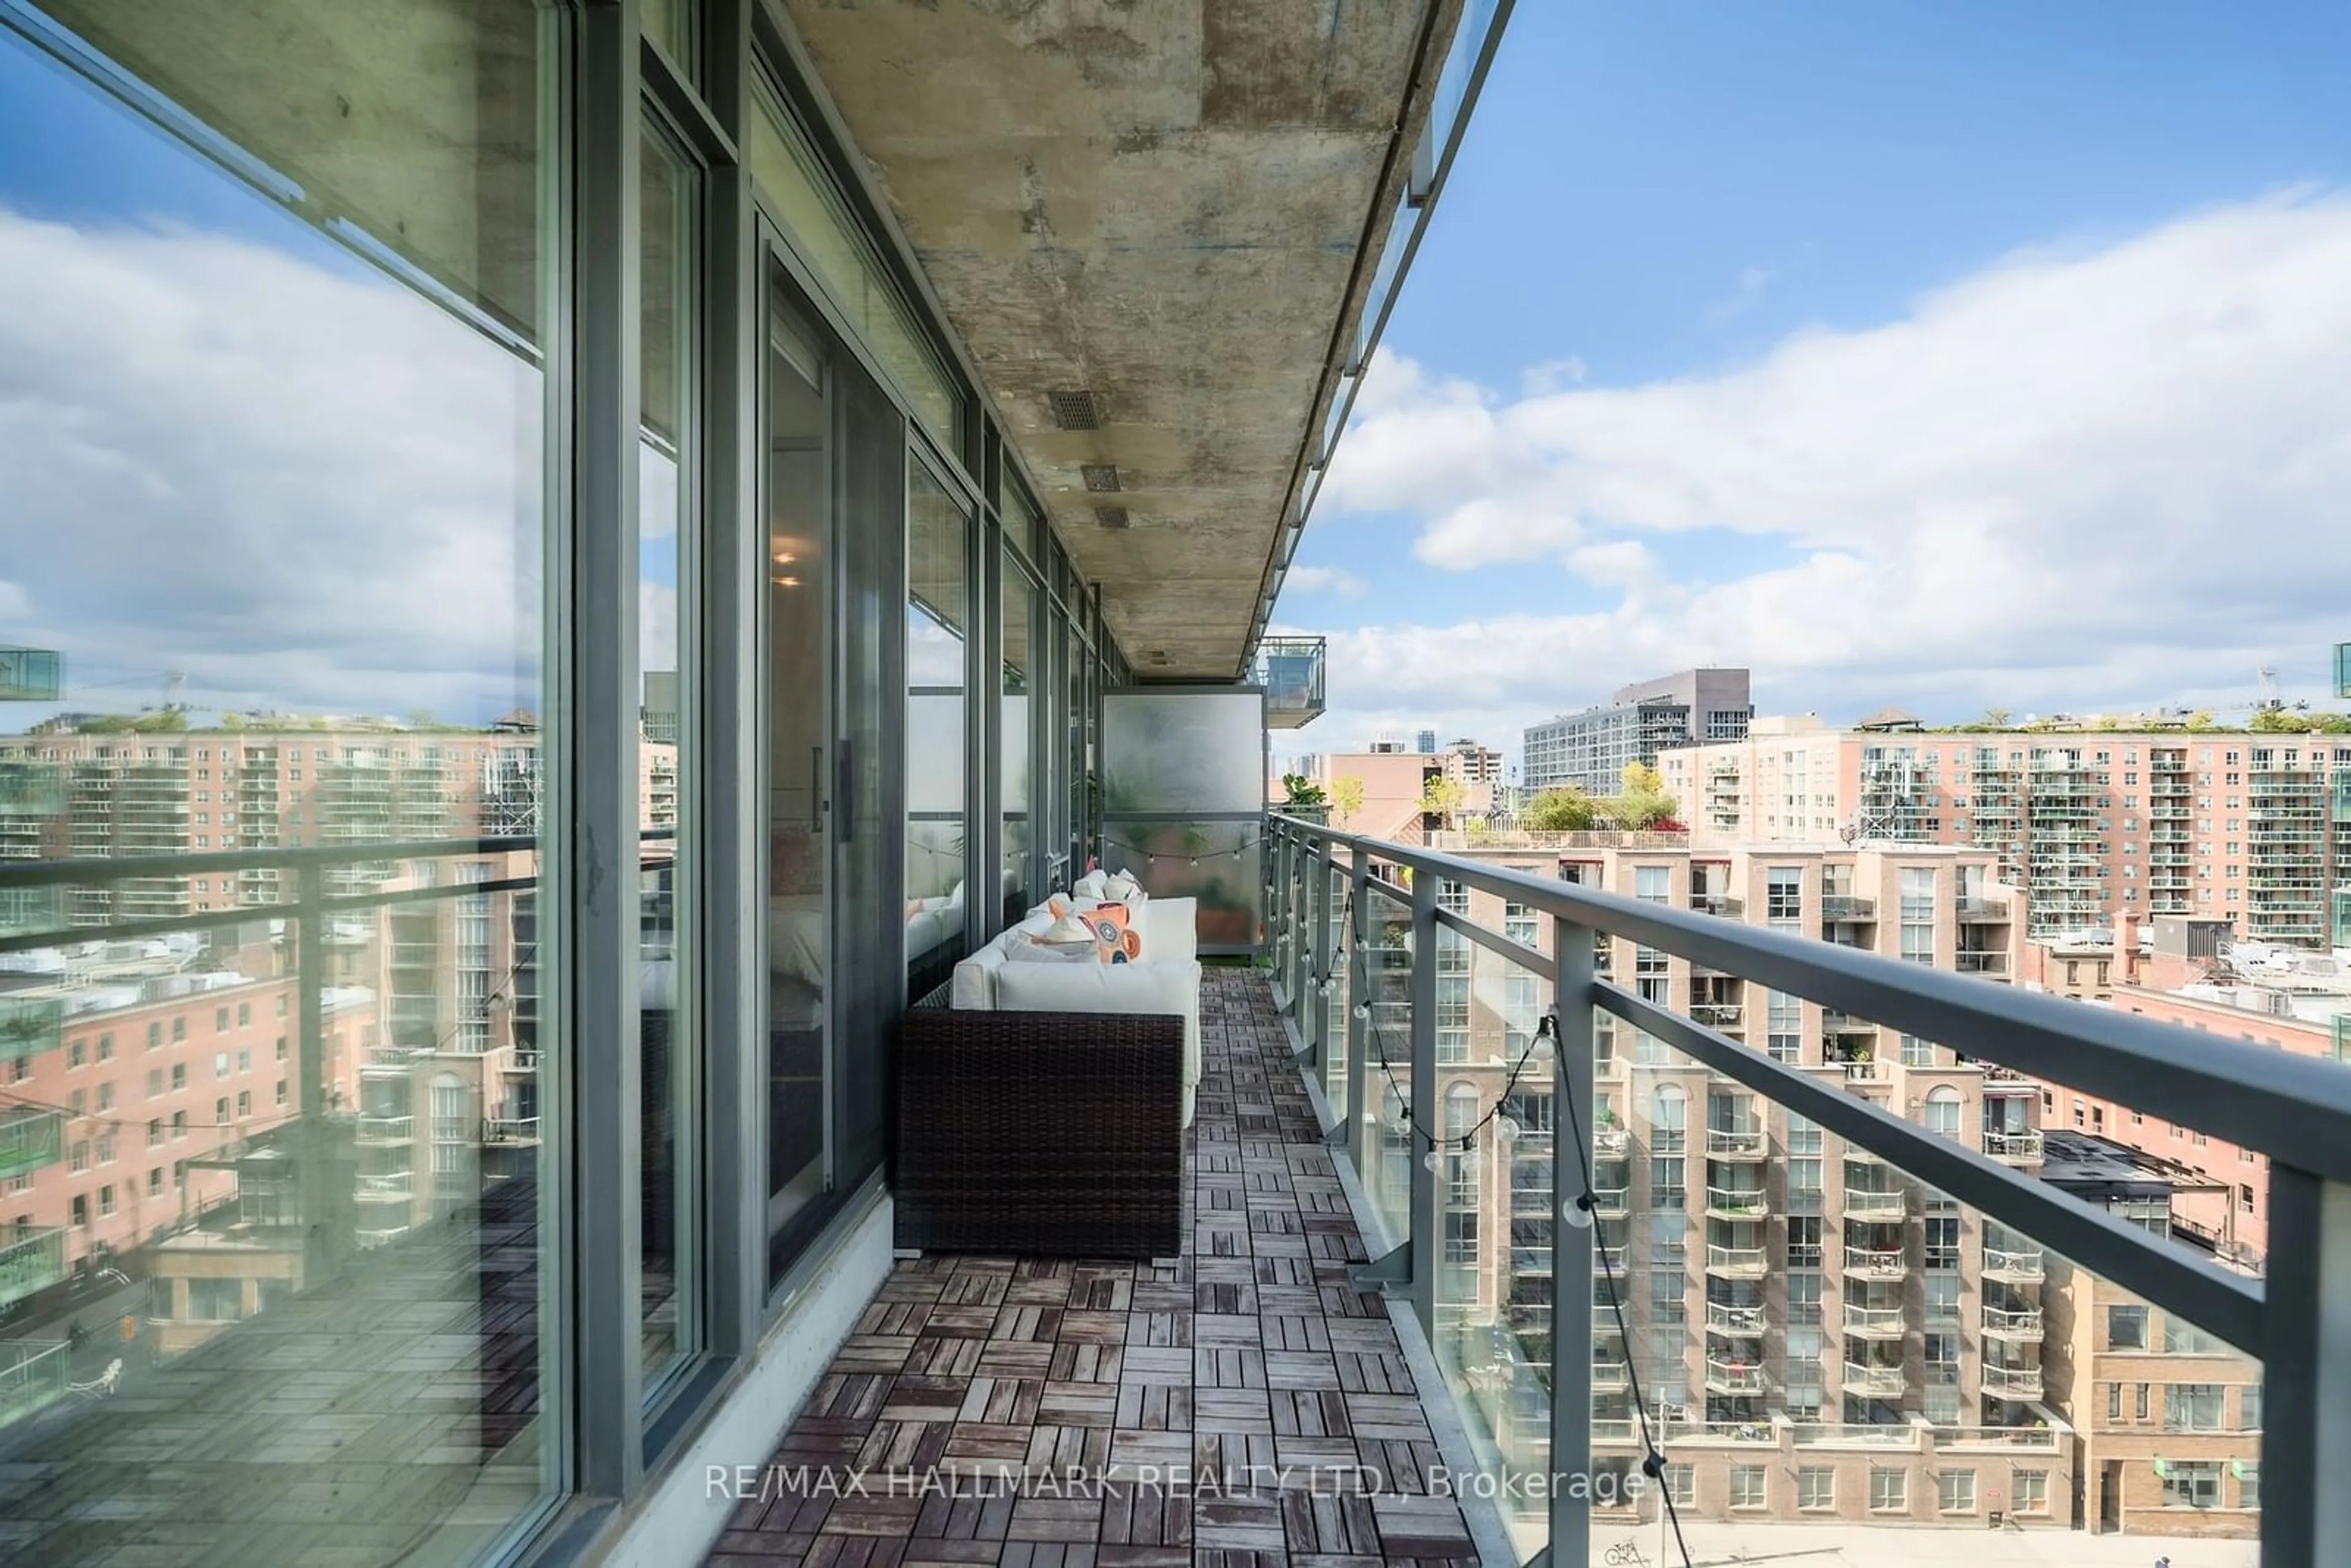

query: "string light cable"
(1324, 874), (1692, 1567)
(1550, 996), (1694, 1568)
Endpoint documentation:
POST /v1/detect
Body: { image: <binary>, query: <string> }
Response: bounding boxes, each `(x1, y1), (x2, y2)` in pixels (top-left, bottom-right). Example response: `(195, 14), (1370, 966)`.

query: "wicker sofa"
(894, 879), (1198, 1259)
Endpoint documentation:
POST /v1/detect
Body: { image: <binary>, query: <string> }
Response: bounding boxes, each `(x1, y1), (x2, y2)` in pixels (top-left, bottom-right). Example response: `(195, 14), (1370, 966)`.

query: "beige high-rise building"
(1662, 716), (2351, 946)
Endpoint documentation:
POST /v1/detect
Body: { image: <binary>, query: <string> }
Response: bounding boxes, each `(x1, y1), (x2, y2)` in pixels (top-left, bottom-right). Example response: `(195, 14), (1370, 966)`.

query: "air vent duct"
(1048, 388), (1103, 430)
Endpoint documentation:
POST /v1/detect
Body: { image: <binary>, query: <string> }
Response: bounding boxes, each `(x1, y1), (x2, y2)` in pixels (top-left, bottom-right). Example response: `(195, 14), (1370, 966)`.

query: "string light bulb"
(1560, 1193), (1595, 1231)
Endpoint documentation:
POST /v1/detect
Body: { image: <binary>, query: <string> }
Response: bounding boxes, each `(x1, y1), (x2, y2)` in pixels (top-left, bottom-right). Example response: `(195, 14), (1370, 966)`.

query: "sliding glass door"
(760, 254), (899, 1286)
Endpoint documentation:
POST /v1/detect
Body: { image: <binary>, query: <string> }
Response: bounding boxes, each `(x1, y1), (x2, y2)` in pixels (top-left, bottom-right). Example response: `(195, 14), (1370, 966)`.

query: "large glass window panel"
(906, 463), (970, 997)
(637, 116), (697, 1397)
(1000, 546), (1035, 928)
(0, 4), (560, 1559)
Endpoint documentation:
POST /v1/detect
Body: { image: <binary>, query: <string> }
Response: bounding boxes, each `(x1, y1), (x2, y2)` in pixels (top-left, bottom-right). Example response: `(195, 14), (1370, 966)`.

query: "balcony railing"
(1842, 1360), (1906, 1398)
(1983, 1305), (2045, 1339)
(1843, 1304), (1905, 1337)
(356, 1115), (415, 1145)
(1262, 811), (2351, 1560)
(1819, 895), (1876, 922)
(1704, 1244), (1769, 1277)
(1842, 1187), (1907, 1220)
(1982, 1362), (2044, 1399)
(1844, 1245), (1907, 1278)
(356, 1171), (414, 1201)
(1955, 950), (2009, 975)
(1706, 1127), (1767, 1159)
(1982, 1128), (2044, 1161)
(1251, 636), (1326, 729)
(1984, 1246), (2046, 1281)
(1705, 1301), (1766, 1335)
(484, 1116), (542, 1145)
(1703, 1185), (1769, 1219)
(1703, 1356), (1767, 1395)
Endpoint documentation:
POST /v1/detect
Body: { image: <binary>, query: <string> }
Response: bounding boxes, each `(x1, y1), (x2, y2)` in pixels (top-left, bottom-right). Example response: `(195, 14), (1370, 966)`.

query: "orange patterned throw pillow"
(1086, 902), (1143, 964)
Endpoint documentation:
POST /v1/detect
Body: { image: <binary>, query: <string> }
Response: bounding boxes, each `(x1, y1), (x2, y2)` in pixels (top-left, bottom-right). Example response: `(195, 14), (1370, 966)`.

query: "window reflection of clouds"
(0, 206), (541, 723)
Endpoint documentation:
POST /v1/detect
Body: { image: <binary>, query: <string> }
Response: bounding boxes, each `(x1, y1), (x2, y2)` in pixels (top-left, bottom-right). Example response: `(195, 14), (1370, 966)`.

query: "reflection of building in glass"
(0, 649), (62, 703)
(642, 670), (680, 746)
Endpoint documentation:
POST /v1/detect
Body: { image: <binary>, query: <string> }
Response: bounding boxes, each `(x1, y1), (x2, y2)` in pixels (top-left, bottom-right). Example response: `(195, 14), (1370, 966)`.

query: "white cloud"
(1282, 565), (1368, 598)
(1520, 356), (1588, 396)
(0, 206), (547, 725)
(1313, 190), (2351, 730)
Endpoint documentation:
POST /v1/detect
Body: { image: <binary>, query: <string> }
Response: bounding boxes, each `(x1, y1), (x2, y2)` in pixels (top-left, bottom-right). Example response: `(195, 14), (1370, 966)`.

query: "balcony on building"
(1845, 1242), (1909, 1280)
(1253, 636), (1327, 730)
(1843, 1302), (1906, 1338)
(1984, 1245), (2048, 1283)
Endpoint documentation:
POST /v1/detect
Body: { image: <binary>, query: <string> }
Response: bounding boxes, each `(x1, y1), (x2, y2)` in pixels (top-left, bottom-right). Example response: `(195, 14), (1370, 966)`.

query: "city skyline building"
(1524, 667), (1754, 796)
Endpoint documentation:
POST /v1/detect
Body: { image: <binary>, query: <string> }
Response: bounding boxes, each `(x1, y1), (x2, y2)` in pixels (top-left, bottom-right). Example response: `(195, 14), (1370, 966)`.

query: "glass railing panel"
(1429, 931), (1558, 1562)
(1360, 877), (1415, 1252)
(1324, 858), (1352, 1121)
(1572, 1010), (2263, 1564)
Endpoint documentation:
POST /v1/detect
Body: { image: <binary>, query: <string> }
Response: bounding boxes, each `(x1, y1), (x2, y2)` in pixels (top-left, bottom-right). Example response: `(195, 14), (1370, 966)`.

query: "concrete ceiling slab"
(783, 0), (1441, 678)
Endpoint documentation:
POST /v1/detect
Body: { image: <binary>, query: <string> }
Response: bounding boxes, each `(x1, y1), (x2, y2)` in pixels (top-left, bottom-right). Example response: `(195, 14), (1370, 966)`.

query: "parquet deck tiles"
(710, 969), (1477, 1567)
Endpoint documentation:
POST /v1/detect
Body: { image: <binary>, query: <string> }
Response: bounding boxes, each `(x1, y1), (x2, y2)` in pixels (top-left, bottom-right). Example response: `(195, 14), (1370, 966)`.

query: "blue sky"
(1283, 1), (2351, 762)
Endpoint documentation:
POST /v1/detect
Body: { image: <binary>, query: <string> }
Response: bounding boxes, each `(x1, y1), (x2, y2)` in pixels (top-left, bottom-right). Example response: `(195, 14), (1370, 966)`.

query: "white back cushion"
(994, 959), (1193, 1026)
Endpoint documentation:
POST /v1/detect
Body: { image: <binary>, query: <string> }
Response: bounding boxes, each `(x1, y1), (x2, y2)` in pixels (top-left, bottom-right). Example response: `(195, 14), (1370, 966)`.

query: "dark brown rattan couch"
(894, 999), (1185, 1259)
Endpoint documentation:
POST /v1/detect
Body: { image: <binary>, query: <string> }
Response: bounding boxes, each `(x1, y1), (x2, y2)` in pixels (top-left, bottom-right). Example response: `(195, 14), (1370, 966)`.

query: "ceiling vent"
(1081, 464), (1122, 493)
(1093, 506), (1131, 530)
(1048, 388), (1104, 430)
(1149, 649), (1170, 665)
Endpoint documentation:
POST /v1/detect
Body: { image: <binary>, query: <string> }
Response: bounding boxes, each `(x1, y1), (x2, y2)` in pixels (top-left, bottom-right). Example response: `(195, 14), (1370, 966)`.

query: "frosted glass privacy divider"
(1100, 687), (1267, 953)
(1100, 689), (1265, 816)
(1097, 819), (1261, 952)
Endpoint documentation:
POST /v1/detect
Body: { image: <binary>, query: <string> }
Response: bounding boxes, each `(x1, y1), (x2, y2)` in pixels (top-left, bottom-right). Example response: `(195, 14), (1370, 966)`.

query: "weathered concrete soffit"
(784, 0), (1458, 678)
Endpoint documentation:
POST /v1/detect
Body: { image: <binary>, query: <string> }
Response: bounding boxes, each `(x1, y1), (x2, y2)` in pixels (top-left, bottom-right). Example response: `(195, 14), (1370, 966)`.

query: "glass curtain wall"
(0, 1), (562, 1558)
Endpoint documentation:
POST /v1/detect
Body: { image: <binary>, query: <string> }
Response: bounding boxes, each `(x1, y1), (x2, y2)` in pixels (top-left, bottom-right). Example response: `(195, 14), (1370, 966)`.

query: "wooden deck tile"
(708, 970), (1476, 1567)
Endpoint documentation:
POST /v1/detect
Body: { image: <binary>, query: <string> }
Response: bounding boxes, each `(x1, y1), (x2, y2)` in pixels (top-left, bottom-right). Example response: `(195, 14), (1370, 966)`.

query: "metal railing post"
(1307, 839), (1332, 1068)
(1345, 848), (1373, 1156)
(2259, 1164), (2351, 1568)
(1265, 821), (1285, 974)
(1289, 834), (1311, 1020)
(1275, 826), (1295, 1007)
(1548, 912), (1596, 1567)
(294, 861), (328, 1280)
(1408, 866), (1440, 1330)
